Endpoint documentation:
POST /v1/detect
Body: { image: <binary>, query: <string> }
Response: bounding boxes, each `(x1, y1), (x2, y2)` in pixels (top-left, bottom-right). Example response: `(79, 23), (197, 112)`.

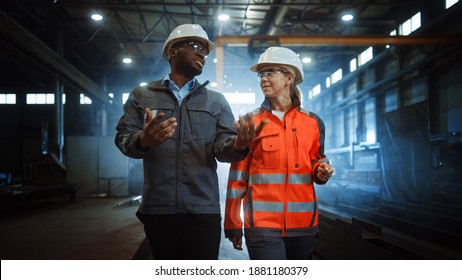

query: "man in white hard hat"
(115, 24), (264, 260)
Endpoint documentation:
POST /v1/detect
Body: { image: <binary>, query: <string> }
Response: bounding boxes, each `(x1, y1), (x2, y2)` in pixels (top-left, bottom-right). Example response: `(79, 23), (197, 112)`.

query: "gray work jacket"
(115, 79), (246, 215)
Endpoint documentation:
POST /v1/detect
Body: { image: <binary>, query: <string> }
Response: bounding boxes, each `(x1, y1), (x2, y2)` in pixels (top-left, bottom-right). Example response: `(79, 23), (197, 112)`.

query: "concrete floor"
(7, 193), (458, 261)
(0, 196), (249, 260)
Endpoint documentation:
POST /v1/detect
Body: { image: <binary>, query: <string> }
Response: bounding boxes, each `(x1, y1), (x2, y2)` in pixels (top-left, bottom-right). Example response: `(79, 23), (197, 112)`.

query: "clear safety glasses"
(257, 69), (288, 80)
(173, 40), (209, 56)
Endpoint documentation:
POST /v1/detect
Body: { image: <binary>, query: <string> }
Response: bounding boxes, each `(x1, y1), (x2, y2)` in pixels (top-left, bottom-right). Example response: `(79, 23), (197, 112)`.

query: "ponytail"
(291, 84), (301, 100)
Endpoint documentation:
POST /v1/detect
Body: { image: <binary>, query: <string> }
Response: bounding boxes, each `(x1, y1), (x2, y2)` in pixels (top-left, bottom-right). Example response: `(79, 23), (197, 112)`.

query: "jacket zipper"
(176, 83), (208, 212)
(282, 115), (288, 237)
(175, 98), (183, 213)
(293, 129), (299, 168)
(282, 107), (299, 236)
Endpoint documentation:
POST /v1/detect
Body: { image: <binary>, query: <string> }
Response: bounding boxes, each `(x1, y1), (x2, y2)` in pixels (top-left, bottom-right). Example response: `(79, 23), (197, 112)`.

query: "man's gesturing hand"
(139, 108), (177, 148)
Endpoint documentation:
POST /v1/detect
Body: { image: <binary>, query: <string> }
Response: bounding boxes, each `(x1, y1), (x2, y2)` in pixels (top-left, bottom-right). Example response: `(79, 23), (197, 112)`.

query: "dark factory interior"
(1, 0), (462, 261)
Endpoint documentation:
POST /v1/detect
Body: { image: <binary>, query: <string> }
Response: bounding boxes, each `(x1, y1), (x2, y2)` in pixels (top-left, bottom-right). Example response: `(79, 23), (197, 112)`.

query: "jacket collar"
(147, 78), (209, 93)
(261, 96), (301, 112)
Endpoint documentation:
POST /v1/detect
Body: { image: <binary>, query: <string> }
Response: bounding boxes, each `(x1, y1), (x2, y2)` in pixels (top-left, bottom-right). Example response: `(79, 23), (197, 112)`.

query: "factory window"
(0, 93), (16, 104)
(326, 68), (343, 88)
(312, 84), (321, 97)
(350, 58), (357, 72)
(26, 93), (66, 104)
(331, 68), (343, 85)
(364, 98), (377, 144)
(346, 106), (357, 145)
(401, 12), (421, 36)
(80, 94), (92, 104)
(401, 18), (412, 36)
(358, 47), (373, 67)
(26, 93), (54, 104)
(446, 0), (459, 9)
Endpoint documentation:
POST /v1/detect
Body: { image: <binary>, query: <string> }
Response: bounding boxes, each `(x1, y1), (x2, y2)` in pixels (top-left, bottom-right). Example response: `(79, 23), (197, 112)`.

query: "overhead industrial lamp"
(91, 13), (103, 21)
(341, 13), (354, 21)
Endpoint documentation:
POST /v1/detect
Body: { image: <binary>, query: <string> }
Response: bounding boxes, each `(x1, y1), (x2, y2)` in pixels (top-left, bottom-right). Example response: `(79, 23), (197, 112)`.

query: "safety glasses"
(173, 40), (209, 56)
(257, 69), (288, 80)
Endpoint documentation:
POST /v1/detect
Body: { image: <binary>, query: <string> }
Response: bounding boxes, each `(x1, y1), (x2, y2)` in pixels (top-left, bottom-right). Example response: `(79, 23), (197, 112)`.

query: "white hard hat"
(162, 24), (215, 59)
(250, 47), (304, 84)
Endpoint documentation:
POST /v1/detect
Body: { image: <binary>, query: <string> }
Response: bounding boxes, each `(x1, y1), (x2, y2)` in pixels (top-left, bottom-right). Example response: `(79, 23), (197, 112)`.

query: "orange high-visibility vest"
(225, 102), (328, 238)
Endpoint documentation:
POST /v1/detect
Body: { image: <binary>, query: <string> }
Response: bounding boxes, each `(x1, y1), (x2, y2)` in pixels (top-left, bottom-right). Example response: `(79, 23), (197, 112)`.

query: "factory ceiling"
(0, 0), (461, 105)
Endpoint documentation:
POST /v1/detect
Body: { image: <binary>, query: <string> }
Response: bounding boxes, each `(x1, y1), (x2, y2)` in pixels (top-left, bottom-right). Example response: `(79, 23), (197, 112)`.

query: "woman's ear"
(286, 73), (294, 86)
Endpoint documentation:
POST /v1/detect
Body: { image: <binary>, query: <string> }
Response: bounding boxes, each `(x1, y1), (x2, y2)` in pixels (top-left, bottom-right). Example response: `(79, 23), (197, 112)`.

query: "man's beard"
(176, 59), (203, 77)
(182, 64), (202, 77)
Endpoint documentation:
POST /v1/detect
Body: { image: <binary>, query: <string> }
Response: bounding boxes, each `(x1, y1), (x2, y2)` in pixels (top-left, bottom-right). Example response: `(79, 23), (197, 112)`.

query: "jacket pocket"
(187, 103), (218, 140)
(142, 99), (176, 124)
(253, 134), (280, 169)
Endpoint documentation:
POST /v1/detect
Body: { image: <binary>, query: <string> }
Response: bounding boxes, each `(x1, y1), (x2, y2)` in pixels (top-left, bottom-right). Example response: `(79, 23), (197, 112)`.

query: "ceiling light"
(342, 14), (354, 21)
(122, 57), (132, 64)
(91, 13), (103, 21)
(218, 14), (230, 21)
(302, 57), (312, 63)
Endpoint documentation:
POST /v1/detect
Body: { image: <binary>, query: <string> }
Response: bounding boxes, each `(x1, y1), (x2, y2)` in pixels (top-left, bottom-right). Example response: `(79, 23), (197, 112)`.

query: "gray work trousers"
(245, 235), (315, 260)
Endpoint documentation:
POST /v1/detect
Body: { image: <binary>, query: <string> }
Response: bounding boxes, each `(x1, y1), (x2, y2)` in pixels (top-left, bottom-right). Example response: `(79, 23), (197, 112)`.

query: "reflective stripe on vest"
(251, 201), (284, 212)
(287, 201), (315, 212)
(288, 173), (312, 184)
(228, 170), (248, 181)
(245, 201), (315, 213)
(248, 173), (312, 185)
(249, 173), (285, 185)
(227, 188), (246, 199)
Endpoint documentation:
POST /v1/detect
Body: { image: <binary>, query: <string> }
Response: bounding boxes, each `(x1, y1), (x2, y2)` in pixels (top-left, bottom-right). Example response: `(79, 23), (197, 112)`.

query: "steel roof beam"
(0, 11), (111, 105)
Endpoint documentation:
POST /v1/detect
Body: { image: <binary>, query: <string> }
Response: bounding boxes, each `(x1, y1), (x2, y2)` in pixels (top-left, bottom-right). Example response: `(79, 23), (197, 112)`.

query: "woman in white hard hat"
(115, 24), (263, 260)
(224, 46), (334, 259)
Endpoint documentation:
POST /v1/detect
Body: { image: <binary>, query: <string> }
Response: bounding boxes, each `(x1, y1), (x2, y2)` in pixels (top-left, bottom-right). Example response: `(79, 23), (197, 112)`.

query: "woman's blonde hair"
(279, 65), (301, 100)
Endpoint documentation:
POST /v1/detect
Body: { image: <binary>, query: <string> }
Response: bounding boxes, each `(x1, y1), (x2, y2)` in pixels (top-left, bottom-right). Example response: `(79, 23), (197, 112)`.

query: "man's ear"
(169, 48), (177, 59)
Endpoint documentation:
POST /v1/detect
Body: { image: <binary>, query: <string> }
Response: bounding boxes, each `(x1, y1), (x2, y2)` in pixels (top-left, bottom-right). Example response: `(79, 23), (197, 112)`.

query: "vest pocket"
(261, 135), (280, 169)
